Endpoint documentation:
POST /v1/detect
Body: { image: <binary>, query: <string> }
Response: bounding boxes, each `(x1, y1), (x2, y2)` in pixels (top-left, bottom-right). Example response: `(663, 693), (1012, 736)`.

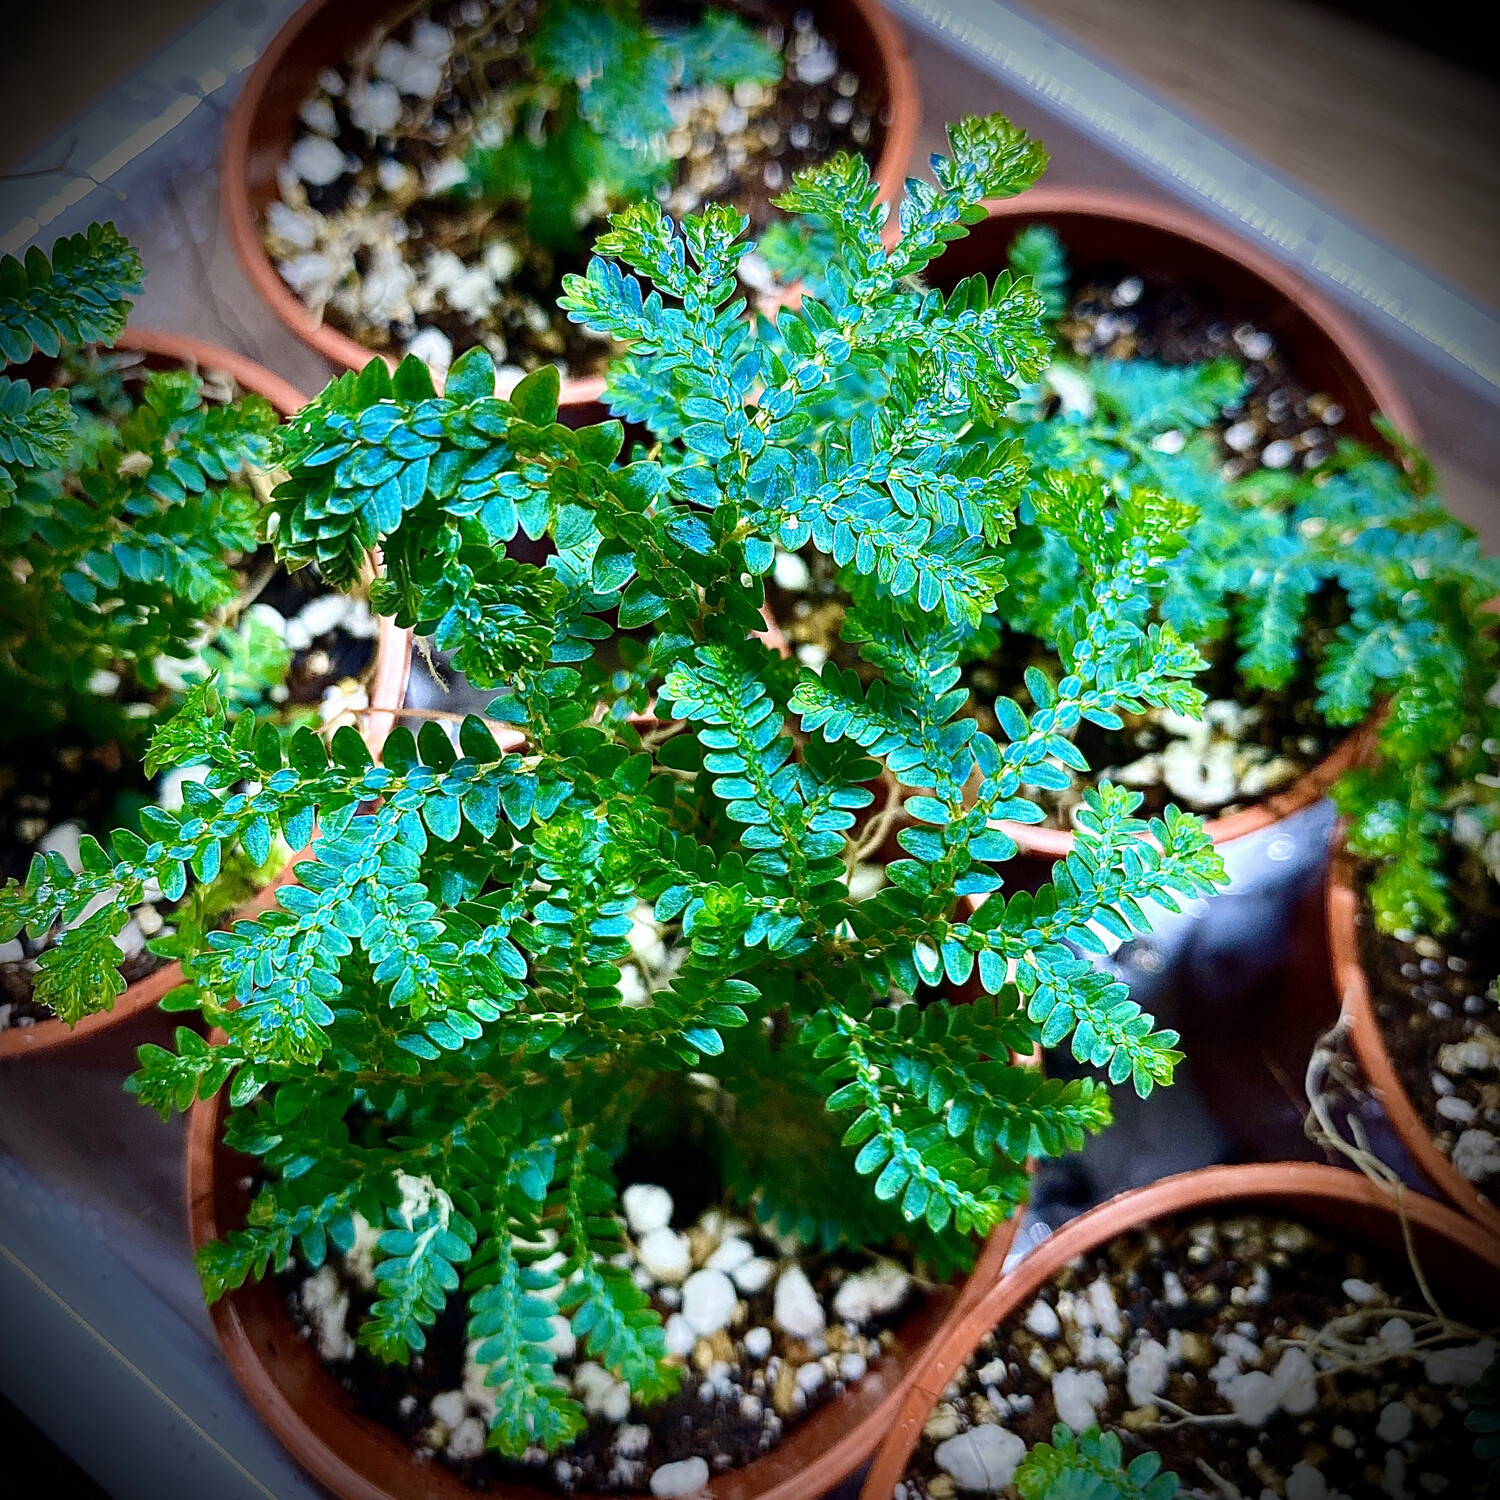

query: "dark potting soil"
(1061, 272), (1349, 478)
(280, 1220), (916, 1494)
(1358, 878), (1500, 1203)
(897, 1211), (1494, 1500)
(267, 0), (888, 378)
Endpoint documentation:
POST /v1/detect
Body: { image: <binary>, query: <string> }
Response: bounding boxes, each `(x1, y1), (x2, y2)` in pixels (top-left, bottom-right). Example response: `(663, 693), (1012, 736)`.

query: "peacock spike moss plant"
(993, 224), (1500, 939)
(459, 0), (782, 252)
(0, 225), (284, 750)
(0, 116), (1226, 1459)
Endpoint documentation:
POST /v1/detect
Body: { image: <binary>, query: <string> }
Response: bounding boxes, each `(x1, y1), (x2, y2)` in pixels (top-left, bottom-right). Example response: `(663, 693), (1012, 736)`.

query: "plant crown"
(991, 226), (1500, 938)
(0, 118), (1226, 1457)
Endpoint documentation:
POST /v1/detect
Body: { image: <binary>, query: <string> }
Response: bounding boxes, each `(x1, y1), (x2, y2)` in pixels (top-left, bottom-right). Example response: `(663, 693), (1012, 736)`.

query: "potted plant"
(765, 202), (1440, 865)
(862, 1162), (1500, 1500)
(0, 227), (409, 1058)
(1327, 599), (1500, 1235)
(3, 116), (1227, 1495)
(223, 0), (919, 416)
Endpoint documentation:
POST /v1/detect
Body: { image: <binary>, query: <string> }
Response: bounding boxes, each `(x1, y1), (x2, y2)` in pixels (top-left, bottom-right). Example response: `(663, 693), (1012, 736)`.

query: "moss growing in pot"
(2, 118), (1229, 1478)
(264, 0), (889, 381)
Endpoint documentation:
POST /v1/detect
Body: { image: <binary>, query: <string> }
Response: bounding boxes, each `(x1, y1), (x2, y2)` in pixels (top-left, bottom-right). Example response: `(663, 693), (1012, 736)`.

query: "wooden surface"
(1018, 0), (1500, 312)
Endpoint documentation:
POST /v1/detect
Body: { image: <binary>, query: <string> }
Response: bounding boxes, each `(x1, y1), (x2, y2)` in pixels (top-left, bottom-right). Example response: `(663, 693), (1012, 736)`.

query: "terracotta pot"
(917, 189), (1413, 869)
(0, 331), (412, 1062)
(861, 1160), (1500, 1499)
(222, 0), (920, 420)
(187, 1083), (1018, 1500)
(1327, 841), (1500, 1239)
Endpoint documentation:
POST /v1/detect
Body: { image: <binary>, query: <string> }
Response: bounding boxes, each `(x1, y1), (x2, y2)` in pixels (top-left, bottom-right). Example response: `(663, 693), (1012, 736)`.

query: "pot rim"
(220, 0), (921, 401)
(185, 1080), (1017, 1500)
(1327, 837), (1500, 1237)
(860, 1159), (1500, 1499)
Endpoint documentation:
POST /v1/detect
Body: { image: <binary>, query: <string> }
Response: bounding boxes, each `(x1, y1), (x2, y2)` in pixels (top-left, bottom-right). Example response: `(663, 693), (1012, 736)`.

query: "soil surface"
(281, 1182), (920, 1494)
(265, 0), (889, 380)
(898, 1210), (1495, 1499)
(1061, 272), (1347, 479)
(1359, 877), (1500, 1206)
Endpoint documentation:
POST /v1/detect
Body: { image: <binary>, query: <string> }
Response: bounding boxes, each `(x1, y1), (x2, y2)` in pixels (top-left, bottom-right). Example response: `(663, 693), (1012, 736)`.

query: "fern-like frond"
(0, 223), (142, 364)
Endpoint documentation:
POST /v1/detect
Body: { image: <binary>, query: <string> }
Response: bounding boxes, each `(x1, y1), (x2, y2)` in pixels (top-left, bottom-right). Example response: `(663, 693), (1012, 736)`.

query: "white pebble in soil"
(1220, 1348), (1317, 1426)
(543, 1314), (576, 1360)
(38, 821), (84, 872)
(1286, 1460), (1328, 1500)
(298, 1265), (355, 1362)
(933, 1425), (1026, 1492)
(1452, 1129), (1500, 1183)
(1424, 1338), (1496, 1386)
(639, 1226), (693, 1284)
(349, 80), (401, 135)
(1378, 1318), (1414, 1351)
(430, 1389), (468, 1428)
(650, 1455), (711, 1496)
(771, 549), (810, 592)
(1377, 1400), (1414, 1443)
(664, 1313), (697, 1358)
(1126, 1337), (1170, 1407)
(623, 1183), (675, 1236)
(446, 1415), (487, 1462)
(1023, 1298), (1060, 1338)
(832, 1259), (909, 1323)
(743, 1326), (773, 1361)
(773, 1265), (825, 1340)
(573, 1362), (631, 1422)
(289, 135), (347, 186)
(731, 1257), (775, 1294)
(615, 1423), (650, 1459)
(705, 1237), (753, 1275)
(1050, 1368), (1107, 1433)
(406, 327), (454, 375)
(680, 1269), (737, 1337)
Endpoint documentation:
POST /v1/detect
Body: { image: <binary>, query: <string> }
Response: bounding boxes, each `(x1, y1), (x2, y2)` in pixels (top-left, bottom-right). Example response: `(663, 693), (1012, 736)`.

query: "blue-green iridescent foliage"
(0, 117), (1226, 1458)
(990, 225), (1500, 938)
(0, 224), (287, 752)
